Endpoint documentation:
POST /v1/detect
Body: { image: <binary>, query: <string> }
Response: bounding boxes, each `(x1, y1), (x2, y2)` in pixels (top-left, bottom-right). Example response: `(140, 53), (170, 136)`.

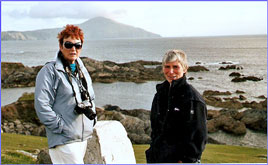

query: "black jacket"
(146, 75), (207, 163)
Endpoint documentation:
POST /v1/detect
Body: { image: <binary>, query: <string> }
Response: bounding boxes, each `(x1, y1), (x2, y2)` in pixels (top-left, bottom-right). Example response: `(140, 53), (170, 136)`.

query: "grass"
(1, 133), (48, 164)
(133, 144), (267, 164)
(1, 151), (37, 164)
(1, 133), (267, 164)
(1, 133), (47, 152)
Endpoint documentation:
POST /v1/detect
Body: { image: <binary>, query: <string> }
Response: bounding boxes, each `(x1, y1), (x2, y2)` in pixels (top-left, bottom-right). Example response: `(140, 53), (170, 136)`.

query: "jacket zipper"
(72, 73), (84, 141)
(82, 115), (84, 141)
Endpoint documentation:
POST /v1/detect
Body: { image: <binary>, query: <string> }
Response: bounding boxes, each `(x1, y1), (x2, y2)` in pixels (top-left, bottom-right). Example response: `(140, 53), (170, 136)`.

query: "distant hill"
(1, 17), (161, 41)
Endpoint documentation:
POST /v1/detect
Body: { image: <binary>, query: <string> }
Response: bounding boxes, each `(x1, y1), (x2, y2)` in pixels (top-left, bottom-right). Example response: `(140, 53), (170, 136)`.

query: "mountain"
(1, 17), (161, 41)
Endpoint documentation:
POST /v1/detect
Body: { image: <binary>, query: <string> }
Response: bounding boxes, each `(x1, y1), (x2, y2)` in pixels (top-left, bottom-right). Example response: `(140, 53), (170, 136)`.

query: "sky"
(1, 1), (267, 37)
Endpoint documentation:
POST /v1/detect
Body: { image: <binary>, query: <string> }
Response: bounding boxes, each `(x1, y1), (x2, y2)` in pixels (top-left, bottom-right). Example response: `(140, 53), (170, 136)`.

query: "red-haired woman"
(35, 25), (96, 164)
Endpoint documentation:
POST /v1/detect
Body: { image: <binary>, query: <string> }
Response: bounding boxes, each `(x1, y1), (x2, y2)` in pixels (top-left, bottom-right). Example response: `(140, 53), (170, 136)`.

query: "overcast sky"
(1, 1), (267, 37)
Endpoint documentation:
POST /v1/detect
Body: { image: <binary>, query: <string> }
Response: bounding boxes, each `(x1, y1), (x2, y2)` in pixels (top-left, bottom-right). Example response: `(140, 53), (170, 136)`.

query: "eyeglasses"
(64, 41), (83, 49)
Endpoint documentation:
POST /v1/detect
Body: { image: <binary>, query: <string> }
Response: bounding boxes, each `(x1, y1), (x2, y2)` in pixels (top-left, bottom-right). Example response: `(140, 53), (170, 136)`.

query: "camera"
(75, 100), (96, 120)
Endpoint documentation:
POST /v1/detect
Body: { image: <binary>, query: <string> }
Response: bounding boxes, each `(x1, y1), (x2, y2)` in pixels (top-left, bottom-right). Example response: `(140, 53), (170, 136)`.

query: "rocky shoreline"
(1, 58), (266, 148)
(1, 57), (210, 88)
(1, 92), (266, 148)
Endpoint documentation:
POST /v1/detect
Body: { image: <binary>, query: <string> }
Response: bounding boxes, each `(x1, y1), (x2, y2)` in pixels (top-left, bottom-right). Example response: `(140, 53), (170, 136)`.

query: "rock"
(1, 58), (212, 88)
(207, 110), (220, 120)
(239, 95), (247, 100)
(1, 93), (151, 144)
(231, 76), (263, 82)
(92, 121), (136, 164)
(103, 104), (121, 111)
(229, 72), (241, 77)
(84, 129), (103, 164)
(97, 105), (151, 144)
(203, 90), (232, 96)
(240, 109), (267, 132)
(32, 125), (46, 137)
(1, 92), (41, 125)
(188, 65), (209, 72)
(207, 108), (267, 135)
(81, 58), (165, 83)
(219, 65), (243, 70)
(38, 121), (136, 164)
(204, 95), (244, 109)
(207, 136), (226, 145)
(120, 116), (150, 144)
(223, 97), (239, 101)
(257, 95), (266, 99)
(119, 109), (150, 121)
(14, 119), (21, 126)
(1, 62), (39, 88)
(37, 149), (51, 164)
(235, 90), (245, 94)
(188, 77), (194, 80)
(203, 90), (266, 110)
(242, 99), (267, 110)
(207, 111), (247, 135)
(220, 61), (233, 64)
(207, 120), (218, 133)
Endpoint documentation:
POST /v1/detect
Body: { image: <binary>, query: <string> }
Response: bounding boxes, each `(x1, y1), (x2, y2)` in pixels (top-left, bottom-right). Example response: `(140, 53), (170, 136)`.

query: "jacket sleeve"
(181, 101), (207, 162)
(150, 94), (158, 142)
(34, 64), (65, 134)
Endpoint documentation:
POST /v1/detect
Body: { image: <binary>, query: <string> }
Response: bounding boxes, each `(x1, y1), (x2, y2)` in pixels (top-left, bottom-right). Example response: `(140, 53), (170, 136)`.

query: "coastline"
(1, 92), (267, 149)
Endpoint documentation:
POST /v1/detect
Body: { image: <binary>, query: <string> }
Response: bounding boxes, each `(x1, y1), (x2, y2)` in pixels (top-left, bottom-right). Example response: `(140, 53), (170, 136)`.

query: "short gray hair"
(162, 49), (189, 71)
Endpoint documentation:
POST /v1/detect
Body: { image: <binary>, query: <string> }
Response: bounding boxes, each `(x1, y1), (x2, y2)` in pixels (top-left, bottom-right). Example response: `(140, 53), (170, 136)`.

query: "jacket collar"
(54, 51), (85, 72)
(156, 75), (187, 92)
(170, 74), (187, 90)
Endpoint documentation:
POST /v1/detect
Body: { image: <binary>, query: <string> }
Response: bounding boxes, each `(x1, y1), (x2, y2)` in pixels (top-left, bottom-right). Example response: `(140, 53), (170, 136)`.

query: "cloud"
(9, 9), (28, 18)
(26, 2), (103, 19)
(2, 1), (267, 36)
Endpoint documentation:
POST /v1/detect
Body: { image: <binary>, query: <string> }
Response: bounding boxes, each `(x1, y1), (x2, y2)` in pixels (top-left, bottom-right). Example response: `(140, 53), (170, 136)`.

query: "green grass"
(1, 133), (48, 164)
(1, 151), (37, 164)
(1, 133), (47, 152)
(1, 133), (267, 164)
(133, 144), (267, 164)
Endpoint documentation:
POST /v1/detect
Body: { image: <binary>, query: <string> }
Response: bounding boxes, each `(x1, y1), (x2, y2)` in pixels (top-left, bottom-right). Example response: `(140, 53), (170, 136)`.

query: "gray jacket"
(34, 55), (96, 148)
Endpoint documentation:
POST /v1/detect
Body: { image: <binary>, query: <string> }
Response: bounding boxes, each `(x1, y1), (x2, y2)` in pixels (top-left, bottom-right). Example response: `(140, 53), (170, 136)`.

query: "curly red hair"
(57, 24), (84, 45)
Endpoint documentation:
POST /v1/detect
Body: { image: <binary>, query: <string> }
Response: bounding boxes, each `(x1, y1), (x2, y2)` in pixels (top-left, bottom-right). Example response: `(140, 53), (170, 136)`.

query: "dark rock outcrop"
(1, 62), (42, 88)
(37, 149), (52, 164)
(229, 72), (242, 77)
(203, 90), (267, 110)
(240, 109), (267, 132)
(188, 65), (209, 72)
(220, 62), (233, 64)
(203, 90), (232, 96)
(207, 110), (247, 135)
(231, 76), (263, 82)
(219, 65), (243, 70)
(96, 105), (151, 144)
(2, 58), (211, 88)
(207, 109), (267, 134)
(235, 90), (245, 94)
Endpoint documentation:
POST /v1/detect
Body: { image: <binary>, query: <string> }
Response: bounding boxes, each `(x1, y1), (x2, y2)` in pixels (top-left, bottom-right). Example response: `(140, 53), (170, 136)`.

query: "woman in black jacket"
(146, 50), (207, 163)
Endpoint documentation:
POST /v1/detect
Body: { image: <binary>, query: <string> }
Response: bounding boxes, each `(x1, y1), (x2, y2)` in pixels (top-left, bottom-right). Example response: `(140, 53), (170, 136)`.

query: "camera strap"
(65, 64), (93, 108)
(58, 51), (92, 107)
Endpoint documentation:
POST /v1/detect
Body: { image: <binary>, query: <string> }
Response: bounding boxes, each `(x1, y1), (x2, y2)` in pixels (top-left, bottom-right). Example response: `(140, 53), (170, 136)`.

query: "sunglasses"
(64, 41), (83, 49)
